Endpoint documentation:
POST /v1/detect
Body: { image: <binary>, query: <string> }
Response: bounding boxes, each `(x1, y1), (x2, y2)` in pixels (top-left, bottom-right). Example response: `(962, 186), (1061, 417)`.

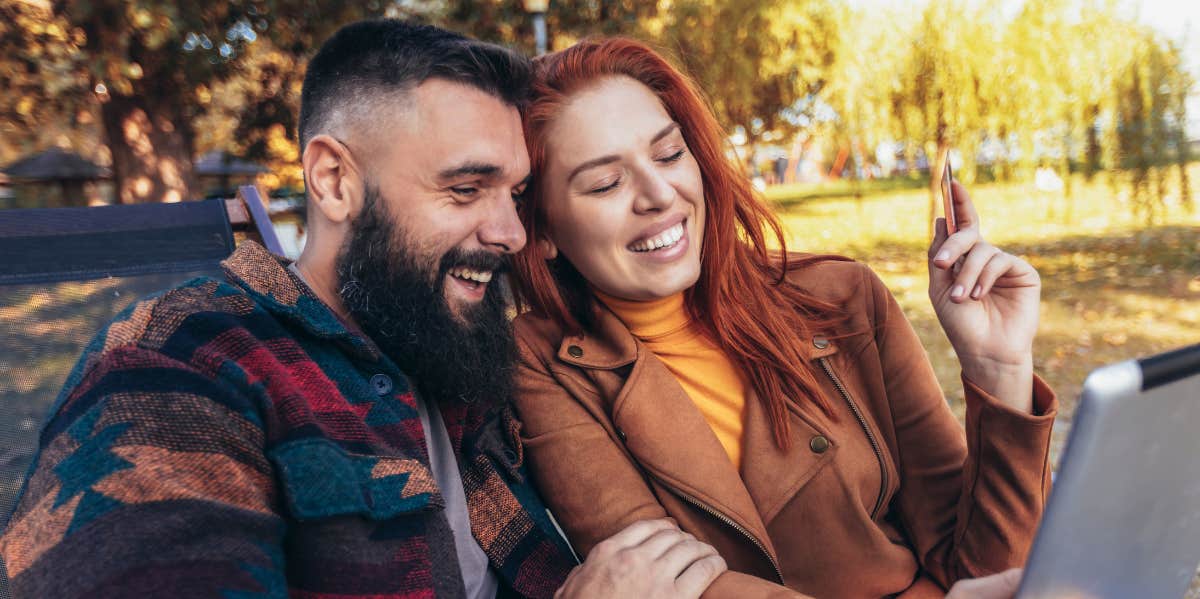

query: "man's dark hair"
(299, 18), (532, 151)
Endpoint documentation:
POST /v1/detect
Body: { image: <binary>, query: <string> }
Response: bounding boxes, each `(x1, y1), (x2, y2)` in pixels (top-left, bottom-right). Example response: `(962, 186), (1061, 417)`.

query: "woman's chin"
(628, 267), (702, 300)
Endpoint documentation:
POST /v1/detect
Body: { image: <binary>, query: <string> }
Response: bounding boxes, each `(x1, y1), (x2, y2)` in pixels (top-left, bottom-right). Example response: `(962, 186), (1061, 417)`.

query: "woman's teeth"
(448, 267), (493, 284)
(629, 222), (685, 252)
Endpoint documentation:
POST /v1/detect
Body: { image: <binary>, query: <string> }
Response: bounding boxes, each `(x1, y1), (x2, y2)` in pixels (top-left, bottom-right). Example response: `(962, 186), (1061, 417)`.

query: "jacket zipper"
(650, 475), (785, 584)
(818, 357), (889, 520)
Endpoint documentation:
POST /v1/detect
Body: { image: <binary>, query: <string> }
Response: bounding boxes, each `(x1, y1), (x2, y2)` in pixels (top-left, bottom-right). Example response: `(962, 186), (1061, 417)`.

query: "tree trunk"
(1177, 128), (1192, 214)
(99, 95), (195, 203)
(1180, 156), (1192, 214)
(1084, 104), (1101, 181)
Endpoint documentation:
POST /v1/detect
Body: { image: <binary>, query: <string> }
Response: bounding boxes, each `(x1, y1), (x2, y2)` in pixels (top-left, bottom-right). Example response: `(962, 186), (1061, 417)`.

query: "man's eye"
(657, 149), (686, 163)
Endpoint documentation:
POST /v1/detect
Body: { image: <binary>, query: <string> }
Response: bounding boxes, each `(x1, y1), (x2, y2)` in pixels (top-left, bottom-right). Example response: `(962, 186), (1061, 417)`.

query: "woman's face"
(539, 76), (706, 301)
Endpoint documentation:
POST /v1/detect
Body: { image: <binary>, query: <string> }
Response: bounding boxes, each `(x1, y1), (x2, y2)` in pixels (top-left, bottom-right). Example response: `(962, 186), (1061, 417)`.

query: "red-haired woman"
(510, 38), (1054, 598)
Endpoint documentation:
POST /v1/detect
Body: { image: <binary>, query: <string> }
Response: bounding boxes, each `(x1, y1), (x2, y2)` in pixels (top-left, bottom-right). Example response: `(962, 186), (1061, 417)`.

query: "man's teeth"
(629, 222), (685, 252)
(448, 267), (493, 283)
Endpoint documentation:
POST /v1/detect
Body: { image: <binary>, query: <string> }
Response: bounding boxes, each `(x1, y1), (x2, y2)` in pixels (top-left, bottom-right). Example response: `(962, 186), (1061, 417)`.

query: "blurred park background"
(0, 0), (1197, 460)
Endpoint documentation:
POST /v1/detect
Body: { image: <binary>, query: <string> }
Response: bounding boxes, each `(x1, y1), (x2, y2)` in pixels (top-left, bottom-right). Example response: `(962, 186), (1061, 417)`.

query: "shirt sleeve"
(0, 345), (286, 598)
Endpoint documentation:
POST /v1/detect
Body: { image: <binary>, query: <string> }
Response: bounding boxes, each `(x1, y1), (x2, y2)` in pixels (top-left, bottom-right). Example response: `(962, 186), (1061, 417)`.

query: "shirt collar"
(220, 241), (379, 360)
(592, 290), (691, 340)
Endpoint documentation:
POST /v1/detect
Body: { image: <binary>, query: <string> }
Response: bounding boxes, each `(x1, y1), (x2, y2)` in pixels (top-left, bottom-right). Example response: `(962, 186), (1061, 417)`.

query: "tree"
(0, 1), (102, 166)
(1, 1), (385, 203)
(416, 0), (659, 51)
(890, 1), (995, 232)
(658, 0), (837, 152)
(410, 0), (838, 163)
(1112, 30), (1191, 222)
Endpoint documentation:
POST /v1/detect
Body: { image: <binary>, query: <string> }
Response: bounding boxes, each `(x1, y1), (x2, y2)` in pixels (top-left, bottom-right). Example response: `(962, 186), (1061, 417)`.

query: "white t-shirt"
(415, 393), (499, 599)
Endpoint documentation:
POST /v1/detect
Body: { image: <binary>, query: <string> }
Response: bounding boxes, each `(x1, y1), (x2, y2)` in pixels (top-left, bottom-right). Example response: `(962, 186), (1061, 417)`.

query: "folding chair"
(0, 187), (282, 598)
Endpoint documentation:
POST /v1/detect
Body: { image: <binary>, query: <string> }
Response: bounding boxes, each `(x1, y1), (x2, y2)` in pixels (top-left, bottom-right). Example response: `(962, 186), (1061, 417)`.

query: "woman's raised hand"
(927, 181), (1040, 413)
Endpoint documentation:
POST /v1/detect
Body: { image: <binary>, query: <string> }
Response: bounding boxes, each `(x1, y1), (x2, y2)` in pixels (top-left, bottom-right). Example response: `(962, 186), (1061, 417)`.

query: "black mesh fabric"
(0, 200), (236, 599)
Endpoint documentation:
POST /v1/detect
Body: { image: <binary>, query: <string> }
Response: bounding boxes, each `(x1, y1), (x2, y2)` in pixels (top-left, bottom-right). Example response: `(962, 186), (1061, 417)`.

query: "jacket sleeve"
(863, 265), (1056, 587)
(513, 332), (807, 599)
(0, 346), (286, 598)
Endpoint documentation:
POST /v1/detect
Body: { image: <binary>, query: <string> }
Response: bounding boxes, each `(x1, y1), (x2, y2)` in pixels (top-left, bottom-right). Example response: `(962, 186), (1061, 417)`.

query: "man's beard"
(335, 185), (516, 409)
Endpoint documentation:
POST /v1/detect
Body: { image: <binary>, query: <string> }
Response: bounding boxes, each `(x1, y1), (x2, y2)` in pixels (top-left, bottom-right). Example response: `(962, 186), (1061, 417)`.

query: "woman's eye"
(657, 149), (686, 163)
(588, 178), (621, 195)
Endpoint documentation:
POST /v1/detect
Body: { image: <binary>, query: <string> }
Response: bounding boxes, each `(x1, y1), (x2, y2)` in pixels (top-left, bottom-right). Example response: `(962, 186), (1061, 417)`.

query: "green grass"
(764, 175), (928, 205)
(769, 165), (1200, 464)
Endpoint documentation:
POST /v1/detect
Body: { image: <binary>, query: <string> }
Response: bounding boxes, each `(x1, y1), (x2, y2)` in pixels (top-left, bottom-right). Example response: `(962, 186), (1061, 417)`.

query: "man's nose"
(478, 195), (527, 254)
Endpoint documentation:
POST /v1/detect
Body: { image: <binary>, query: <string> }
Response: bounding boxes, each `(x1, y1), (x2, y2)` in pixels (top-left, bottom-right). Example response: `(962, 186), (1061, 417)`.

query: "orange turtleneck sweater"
(595, 290), (748, 469)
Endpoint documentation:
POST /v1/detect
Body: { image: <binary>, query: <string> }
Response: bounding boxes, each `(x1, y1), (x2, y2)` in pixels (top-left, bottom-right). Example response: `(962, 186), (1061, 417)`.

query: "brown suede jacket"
(512, 257), (1057, 598)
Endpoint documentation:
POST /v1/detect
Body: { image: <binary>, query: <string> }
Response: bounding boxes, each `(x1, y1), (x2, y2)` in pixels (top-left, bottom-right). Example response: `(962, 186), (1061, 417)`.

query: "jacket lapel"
(740, 339), (840, 524)
(558, 306), (778, 561)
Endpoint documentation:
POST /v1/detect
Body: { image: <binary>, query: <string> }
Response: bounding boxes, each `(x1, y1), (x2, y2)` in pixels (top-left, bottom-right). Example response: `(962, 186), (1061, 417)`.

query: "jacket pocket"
(269, 438), (443, 521)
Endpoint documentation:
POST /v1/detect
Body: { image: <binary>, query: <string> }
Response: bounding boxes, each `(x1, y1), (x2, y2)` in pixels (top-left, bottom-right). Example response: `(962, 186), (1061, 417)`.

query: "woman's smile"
(538, 76), (707, 301)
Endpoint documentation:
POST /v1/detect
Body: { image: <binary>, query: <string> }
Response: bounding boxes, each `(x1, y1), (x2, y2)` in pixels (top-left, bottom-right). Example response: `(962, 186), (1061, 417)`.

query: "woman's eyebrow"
(650, 122), (680, 145)
(567, 155), (620, 184)
(566, 122), (682, 185)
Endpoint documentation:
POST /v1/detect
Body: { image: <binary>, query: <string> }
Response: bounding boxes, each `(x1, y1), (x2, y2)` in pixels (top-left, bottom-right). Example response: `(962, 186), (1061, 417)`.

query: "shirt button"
(370, 374), (394, 396)
(809, 435), (830, 454)
(567, 345), (584, 358)
(813, 337), (830, 349)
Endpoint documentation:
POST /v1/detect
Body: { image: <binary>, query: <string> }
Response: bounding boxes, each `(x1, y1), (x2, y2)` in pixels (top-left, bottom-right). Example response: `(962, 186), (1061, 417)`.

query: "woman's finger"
(950, 180), (980, 231)
(931, 225), (981, 271)
(928, 218), (957, 290)
(972, 251), (1015, 299)
(951, 242), (999, 302)
(928, 217), (949, 258)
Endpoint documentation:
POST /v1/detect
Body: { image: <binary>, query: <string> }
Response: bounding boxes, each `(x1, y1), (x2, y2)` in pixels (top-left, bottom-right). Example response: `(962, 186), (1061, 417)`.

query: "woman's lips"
(628, 220), (686, 252)
(627, 219), (689, 263)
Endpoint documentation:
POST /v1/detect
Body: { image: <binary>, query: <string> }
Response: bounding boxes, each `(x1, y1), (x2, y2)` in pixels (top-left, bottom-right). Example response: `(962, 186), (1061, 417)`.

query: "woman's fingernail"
(951, 285), (965, 299)
(971, 284), (982, 299)
(935, 250), (949, 262)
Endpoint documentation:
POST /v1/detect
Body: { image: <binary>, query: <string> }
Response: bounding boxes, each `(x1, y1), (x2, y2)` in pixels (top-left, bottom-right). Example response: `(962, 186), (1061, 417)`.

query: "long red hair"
(511, 37), (848, 447)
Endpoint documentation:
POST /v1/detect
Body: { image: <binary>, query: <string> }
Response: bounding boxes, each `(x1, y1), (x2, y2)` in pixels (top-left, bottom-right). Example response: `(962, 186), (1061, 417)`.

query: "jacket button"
(370, 374), (394, 396)
(809, 435), (830, 454)
(567, 345), (584, 358)
(813, 337), (830, 349)
(615, 427), (627, 442)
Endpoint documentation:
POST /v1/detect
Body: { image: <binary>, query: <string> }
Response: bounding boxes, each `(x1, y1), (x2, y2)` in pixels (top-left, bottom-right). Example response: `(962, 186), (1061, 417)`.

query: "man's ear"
(538, 236), (558, 260)
(302, 134), (364, 225)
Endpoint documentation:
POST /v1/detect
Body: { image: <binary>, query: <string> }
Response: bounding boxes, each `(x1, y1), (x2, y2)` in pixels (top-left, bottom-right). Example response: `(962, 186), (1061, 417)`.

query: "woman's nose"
(632, 168), (676, 214)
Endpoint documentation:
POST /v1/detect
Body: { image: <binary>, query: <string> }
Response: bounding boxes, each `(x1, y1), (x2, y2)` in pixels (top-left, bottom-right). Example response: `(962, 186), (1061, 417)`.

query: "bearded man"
(0, 19), (726, 599)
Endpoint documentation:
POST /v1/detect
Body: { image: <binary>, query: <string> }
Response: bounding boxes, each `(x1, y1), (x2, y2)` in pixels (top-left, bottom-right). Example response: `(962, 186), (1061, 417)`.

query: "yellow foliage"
(131, 8), (153, 29)
(267, 124), (298, 163)
(16, 96), (34, 116)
